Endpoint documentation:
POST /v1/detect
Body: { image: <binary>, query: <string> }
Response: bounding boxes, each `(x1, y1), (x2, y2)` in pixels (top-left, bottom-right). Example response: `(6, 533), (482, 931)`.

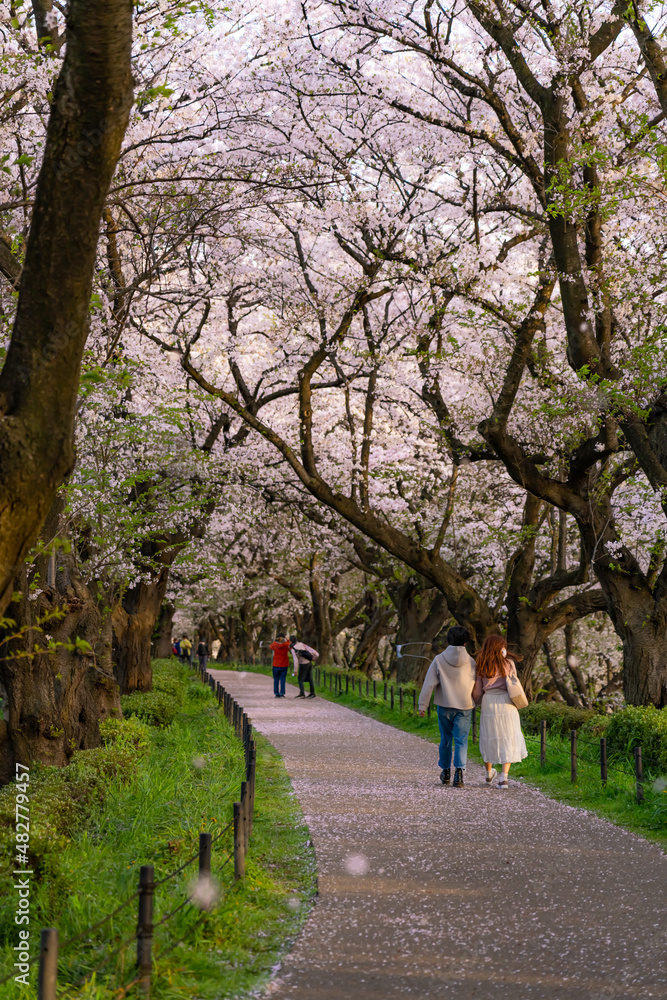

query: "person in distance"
(290, 635), (319, 698)
(269, 632), (291, 698)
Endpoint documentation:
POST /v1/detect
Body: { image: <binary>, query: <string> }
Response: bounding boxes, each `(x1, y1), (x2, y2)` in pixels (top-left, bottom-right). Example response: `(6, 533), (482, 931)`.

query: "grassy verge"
(0, 660), (316, 999)
(224, 661), (667, 847)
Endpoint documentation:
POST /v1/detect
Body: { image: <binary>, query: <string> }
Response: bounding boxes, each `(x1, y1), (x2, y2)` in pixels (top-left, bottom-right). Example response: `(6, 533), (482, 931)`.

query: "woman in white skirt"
(472, 634), (527, 788)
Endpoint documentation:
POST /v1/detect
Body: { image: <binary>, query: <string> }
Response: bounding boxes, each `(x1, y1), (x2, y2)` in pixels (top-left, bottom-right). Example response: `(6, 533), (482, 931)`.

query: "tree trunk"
(309, 554), (334, 664)
(113, 568), (170, 694)
(349, 592), (395, 675)
(197, 614), (214, 653)
(154, 602), (175, 659)
(390, 577), (450, 683)
(0, 0), (133, 617)
(0, 510), (121, 783)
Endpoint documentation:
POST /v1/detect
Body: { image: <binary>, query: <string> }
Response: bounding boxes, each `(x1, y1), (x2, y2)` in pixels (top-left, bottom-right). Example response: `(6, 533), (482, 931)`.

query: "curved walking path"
(210, 669), (667, 1000)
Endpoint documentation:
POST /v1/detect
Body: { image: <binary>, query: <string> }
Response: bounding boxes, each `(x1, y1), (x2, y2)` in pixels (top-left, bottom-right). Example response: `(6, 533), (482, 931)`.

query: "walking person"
(197, 637), (209, 671)
(270, 632), (291, 698)
(180, 634), (192, 666)
(418, 626), (477, 788)
(473, 634), (528, 789)
(290, 635), (318, 698)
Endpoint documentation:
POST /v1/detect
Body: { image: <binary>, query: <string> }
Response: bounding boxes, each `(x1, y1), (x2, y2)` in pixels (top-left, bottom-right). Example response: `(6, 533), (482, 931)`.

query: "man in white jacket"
(418, 626), (476, 788)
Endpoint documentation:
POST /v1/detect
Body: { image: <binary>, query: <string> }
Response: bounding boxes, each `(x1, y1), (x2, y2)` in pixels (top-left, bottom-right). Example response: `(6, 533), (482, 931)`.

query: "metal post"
(413, 689), (416, 713)
(384, 681), (387, 701)
(233, 802), (245, 880)
(137, 865), (155, 997)
(38, 928), (58, 1000)
(390, 685), (394, 710)
(600, 737), (607, 785)
(373, 680), (377, 699)
(366, 678), (369, 696)
(399, 687), (403, 713)
(345, 674), (349, 693)
(540, 720), (546, 766)
(198, 832), (212, 877)
(570, 730), (577, 784)
(634, 746), (644, 803)
(358, 677), (361, 695)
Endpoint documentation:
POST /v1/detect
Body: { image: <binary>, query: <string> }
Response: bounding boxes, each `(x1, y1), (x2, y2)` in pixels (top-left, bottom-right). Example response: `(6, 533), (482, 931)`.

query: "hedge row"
(519, 702), (667, 772)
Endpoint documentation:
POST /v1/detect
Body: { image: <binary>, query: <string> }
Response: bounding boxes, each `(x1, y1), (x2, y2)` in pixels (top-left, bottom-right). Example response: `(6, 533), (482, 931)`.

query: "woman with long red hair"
(472, 635), (527, 788)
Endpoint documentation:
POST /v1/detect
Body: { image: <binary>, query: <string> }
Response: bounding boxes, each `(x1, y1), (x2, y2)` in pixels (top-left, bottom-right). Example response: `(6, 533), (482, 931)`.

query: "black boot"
(439, 768), (451, 785)
(453, 767), (465, 788)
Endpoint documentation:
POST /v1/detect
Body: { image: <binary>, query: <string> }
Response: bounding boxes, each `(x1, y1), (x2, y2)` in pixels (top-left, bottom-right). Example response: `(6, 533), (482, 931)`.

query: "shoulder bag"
(505, 671), (529, 710)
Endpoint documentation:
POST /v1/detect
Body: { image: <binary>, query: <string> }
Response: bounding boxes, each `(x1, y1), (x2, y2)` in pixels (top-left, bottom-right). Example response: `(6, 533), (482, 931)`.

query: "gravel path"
(210, 669), (667, 1000)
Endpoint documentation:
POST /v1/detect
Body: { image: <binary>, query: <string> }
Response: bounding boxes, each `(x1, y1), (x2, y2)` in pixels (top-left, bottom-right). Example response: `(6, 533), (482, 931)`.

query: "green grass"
(0, 660), (316, 999)
(226, 661), (667, 847)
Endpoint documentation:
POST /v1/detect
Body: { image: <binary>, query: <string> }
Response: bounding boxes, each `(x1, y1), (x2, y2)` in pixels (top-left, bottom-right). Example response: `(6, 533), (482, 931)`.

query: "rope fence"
(13, 665), (256, 1000)
(314, 667), (665, 806)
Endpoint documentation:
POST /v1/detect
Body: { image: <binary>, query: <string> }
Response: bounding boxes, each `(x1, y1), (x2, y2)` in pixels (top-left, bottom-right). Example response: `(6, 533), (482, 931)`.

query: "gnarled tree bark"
(0, 0), (133, 617)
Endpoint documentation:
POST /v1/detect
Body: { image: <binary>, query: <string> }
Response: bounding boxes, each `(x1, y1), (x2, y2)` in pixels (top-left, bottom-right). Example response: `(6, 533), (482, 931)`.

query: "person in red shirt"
(269, 633), (291, 698)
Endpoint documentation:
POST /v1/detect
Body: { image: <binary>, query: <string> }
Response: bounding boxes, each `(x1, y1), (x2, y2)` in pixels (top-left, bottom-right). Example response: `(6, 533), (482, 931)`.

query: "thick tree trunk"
(349, 592), (395, 675)
(0, 513), (121, 783)
(390, 577), (450, 683)
(0, 0), (133, 617)
(154, 602), (175, 659)
(197, 614), (214, 654)
(309, 554), (334, 664)
(618, 606), (667, 707)
(113, 568), (170, 694)
(237, 600), (258, 664)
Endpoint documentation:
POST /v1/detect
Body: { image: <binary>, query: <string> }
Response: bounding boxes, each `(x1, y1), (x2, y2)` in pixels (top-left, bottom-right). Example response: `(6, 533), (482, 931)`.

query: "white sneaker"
(485, 768), (497, 784)
(497, 775), (509, 789)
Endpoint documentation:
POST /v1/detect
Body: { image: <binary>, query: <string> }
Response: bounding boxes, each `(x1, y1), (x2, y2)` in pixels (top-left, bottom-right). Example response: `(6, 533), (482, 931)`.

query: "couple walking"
(269, 633), (319, 698)
(418, 627), (527, 789)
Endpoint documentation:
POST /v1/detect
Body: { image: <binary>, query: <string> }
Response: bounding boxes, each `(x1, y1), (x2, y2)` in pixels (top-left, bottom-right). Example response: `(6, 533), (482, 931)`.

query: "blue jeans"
(273, 667), (287, 696)
(436, 706), (473, 770)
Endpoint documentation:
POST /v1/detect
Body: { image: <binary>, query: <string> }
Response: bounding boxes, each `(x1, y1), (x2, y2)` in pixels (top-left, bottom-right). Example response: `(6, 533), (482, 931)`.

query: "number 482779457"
(15, 763), (29, 867)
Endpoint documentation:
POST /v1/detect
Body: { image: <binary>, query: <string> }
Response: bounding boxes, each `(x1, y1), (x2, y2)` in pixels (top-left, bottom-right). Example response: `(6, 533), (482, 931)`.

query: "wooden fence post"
(198, 833), (212, 877)
(427, 693), (431, 718)
(38, 928), (58, 1000)
(241, 781), (249, 850)
(600, 737), (607, 785)
(634, 746), (644, 803)
(345, 674), (349, 694)
(233, 802), (245, 880)
(373, 680), (377, 699)
(383, 681), (387, 701)
(540, 720), (546, 766)
(366, 678), (369, 696)
(248, 742), (256, 837)
(412, 689), (416, 713)
(399, 687), (403, 713)
(137, 865), (155, 997)
(570, 730), (577, 784)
